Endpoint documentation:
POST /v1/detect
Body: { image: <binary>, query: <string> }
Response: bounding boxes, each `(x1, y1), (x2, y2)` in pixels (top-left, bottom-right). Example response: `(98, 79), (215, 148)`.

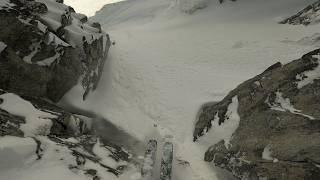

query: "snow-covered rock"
(0, 0), (111, 102)
(195, 49), (320, 179)
(0, 89), (139, 180)
(280, 0), (320, 25)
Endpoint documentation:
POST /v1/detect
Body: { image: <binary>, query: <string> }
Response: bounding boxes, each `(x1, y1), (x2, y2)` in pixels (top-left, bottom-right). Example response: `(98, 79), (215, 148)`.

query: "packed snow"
(262, 145), (274, 161)
(0, 136), (37, 170)
(58, 0), (320, 179)
(0, 41), (7, 53)
(0, 93), (56, 137)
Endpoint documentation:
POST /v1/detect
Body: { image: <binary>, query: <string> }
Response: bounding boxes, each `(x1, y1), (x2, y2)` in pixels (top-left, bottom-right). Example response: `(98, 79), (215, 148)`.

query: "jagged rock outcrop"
(0, 0), (111, 102)
(0, 89), (134, 179)
(194, 49), (320, 179)
(280, 0), (320, 25)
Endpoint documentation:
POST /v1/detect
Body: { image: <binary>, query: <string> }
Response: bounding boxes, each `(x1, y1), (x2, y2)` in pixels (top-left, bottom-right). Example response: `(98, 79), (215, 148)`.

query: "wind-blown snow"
(62, 0), (320, 179)
(0, 93), (56, 136)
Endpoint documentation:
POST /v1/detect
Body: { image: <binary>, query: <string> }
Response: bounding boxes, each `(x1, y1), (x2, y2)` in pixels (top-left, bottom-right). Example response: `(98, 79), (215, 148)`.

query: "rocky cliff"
(0, 0), (111, 102)
(0, 1), (140, 179)
(280, 0), (320, 25)
(194, 49), (320, 179)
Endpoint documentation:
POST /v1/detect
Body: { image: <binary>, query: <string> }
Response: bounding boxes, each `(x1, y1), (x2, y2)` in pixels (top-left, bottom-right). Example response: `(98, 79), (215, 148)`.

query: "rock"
(0, 89), (134, 178)
(0, 0), (111, 102)
(195, 49), (320, 180)
(280, 1), (320, 25)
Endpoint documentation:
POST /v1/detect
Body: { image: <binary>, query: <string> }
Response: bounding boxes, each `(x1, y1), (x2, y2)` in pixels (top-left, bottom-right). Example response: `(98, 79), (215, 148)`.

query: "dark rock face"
(280, 1), (320, 25)
(0, 0), (111, 102)
(194, 49), (320, 179)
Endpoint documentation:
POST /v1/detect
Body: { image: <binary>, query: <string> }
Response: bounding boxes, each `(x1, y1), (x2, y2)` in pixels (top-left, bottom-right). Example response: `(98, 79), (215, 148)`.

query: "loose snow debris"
(296, 55), (320, 89)
(0, 93), (56, 136)
(266, 91), (315, 120)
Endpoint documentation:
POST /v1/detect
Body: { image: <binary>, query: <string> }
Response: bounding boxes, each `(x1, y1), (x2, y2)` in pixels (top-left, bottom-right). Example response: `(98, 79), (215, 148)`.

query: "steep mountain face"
(280, 0), (320, 25)
(0, 0), (111, 102)
(0, 1), (141, 180)
(194, 49), (320, 180)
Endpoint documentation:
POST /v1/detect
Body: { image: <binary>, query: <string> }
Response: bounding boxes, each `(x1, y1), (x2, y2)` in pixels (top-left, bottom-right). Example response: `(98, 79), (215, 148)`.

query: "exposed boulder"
(280, 0), (320, 25)
(0, 89), (136, 178)
(0, 0), (111, 102)
(194, 49), (320, 179)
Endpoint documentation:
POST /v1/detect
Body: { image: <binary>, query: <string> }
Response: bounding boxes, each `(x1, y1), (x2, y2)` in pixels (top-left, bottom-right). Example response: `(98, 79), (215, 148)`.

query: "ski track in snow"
(62, 0), (320, 179)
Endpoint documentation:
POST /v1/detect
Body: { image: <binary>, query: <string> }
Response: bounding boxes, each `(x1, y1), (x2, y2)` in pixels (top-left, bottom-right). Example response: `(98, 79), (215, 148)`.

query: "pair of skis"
(141, 140), (173, 180)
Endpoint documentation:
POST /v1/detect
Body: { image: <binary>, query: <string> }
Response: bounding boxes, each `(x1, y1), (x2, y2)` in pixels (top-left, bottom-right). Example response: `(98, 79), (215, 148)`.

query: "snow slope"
(61, 0), (320, 179)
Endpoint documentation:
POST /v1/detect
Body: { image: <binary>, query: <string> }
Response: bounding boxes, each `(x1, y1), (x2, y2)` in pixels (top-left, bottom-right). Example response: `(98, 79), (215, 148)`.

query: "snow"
(64, 0), (125, 17)
(37, 52), (61, 66)
(0, 93), (56, 137)
(0, 41), (7, 53)
(93, 139), (126, 168)
(266, 91), (315, 120)
(296, 56), (320, 89)
(0, 136), (37, 170)
(23, 42), (41, 64)
(262, 145), (274, 161)
(0, 0), (14, 10)
(60, 0), (320, 179)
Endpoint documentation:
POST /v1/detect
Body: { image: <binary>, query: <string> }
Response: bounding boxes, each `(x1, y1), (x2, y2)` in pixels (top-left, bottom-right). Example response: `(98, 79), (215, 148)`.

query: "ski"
(141, 139), (158, 180)
(160, 142), (173, 180)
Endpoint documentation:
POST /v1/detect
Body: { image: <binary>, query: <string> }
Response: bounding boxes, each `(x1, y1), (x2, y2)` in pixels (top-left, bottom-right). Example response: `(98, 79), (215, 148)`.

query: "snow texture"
(0, 93), (56, 137)
(61, 0), (320, 179)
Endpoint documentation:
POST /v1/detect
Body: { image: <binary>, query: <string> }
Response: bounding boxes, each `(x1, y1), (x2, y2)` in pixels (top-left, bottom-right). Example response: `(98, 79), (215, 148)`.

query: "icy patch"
(262, 145), (274, 161)
(0, 136), (37, 170)
(296, 56), (320, 89)
(0, 93), (56, 136)
(266, 91), (315, 120)
(198, 96), (240, 149)
(0, 41), (7, 53)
